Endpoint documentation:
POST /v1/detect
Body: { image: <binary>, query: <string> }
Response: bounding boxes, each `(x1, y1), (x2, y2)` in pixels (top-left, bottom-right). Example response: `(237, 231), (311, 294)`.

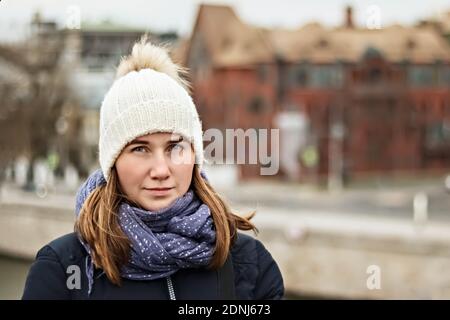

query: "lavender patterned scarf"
(74, 169), (216, 295)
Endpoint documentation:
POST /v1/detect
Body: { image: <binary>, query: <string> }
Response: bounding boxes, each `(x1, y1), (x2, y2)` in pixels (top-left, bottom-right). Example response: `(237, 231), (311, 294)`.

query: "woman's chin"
(140, 196), (176, 212)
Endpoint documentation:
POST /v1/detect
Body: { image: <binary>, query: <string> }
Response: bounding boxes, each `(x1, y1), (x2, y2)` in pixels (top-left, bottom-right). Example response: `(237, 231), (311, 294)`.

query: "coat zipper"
(166, 276), (176, 300)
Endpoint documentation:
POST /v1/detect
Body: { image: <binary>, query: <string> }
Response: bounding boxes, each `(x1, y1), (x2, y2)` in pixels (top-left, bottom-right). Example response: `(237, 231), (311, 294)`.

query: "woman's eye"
(132, 146), (147, 153)
(168, 143), (184, 152)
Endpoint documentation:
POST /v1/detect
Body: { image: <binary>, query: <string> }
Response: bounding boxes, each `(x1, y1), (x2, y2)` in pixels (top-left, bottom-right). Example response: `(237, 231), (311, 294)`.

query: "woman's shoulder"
(230, 232), (269, 264)
(230, 232), (285, 299)
(22, 233), (85, 300)
(36, 232), (87, 265)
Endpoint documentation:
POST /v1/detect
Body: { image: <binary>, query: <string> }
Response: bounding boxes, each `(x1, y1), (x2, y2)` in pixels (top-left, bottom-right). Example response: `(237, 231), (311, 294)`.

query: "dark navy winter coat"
(22, 232), (284, 300)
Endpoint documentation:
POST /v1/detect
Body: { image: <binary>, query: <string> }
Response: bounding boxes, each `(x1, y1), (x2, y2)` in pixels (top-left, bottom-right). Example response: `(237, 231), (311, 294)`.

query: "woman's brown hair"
(75, 165), (257, 286)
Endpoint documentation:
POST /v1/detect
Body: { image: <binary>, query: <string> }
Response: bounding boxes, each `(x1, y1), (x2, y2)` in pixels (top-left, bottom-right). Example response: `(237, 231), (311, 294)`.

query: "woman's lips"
(143, 187), (174, 196)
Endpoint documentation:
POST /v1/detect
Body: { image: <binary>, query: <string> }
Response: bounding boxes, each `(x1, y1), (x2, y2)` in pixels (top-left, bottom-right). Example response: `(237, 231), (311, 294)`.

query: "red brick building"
(178, 4), (450, 184)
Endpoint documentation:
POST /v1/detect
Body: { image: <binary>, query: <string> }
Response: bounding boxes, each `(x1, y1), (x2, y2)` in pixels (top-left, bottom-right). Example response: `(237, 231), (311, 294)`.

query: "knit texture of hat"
(98, 42), (204, 181)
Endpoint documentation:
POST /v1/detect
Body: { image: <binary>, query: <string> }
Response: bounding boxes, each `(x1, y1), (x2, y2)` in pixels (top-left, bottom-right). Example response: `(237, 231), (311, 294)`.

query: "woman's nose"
(150, 153), (170, 180)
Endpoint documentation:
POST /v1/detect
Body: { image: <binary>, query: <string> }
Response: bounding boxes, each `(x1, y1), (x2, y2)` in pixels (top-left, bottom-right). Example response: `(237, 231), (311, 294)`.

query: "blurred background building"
(181, 4), (450, 186)
(0, 11), (179, 190)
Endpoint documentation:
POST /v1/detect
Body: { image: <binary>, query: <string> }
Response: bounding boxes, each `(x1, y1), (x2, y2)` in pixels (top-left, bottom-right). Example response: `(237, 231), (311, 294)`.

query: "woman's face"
(115, 132), (195, 211)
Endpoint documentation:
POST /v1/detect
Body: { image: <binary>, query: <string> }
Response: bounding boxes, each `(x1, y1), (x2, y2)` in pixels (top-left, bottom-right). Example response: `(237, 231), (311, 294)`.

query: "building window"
(288, 65), (308, 87)
(248, 96), (268, 114)
(290, 64), (343, 88)
(296, 68), (308, 86)
(438, 66), (450, 86)
(408, 65), (436, 86)
(368, 67), (382, 83)
(309, 65), (343, 88)
(426, 121), (450, 149)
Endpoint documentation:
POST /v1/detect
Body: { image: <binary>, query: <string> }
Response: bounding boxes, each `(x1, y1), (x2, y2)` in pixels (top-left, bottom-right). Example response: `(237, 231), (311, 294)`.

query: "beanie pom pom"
(116, 35), (190, 91)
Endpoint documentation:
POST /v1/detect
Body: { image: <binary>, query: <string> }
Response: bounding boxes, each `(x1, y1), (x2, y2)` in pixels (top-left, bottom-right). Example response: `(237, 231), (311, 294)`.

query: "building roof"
(188, 4), (273, 67)
(269, 23), (450, 63)
(183, 4), (450, 66)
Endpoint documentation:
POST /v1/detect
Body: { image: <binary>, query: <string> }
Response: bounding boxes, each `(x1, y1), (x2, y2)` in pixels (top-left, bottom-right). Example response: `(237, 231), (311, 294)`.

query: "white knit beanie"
(99, 40), (203, 181)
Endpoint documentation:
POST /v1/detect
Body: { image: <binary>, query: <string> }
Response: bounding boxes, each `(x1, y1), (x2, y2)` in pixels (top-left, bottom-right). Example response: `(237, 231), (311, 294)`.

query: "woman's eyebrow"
(127, 136), (184, 147)
(168, 136), (184, 143)
(128, 139), (149, 146)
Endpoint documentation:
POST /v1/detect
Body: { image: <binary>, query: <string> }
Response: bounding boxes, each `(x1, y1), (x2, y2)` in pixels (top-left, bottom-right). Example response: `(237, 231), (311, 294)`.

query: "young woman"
(22, 39), (284, 300)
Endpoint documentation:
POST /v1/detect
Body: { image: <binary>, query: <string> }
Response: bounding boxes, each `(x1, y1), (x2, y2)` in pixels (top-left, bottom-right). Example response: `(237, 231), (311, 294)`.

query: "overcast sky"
(0, 0), (449, 41)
